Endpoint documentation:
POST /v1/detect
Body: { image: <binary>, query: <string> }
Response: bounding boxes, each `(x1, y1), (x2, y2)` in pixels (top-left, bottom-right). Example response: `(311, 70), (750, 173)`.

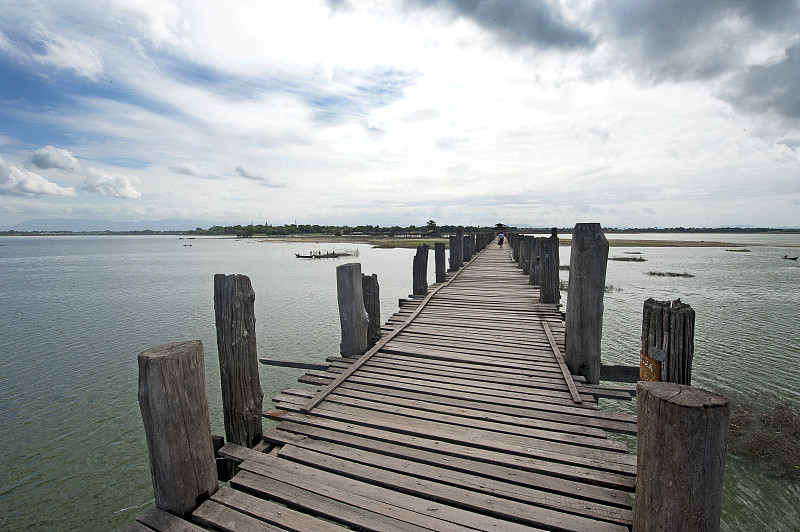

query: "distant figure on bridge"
(498, 232), (505, 248)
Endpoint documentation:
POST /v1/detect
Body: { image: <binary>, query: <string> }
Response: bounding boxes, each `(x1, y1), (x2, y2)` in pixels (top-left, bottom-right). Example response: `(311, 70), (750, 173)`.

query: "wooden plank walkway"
(139, 243), (638, 531)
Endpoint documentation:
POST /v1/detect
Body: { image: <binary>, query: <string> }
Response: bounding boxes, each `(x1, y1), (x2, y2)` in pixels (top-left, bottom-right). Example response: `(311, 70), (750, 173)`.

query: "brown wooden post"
(635, 381), (730, 531)
(521, 235), (534, 275)
(361, 273), (381, 349)
(337, 263), (369, 357)
(641, 298), (696, 384)
(213, 274), (263, 448)
(413, 244), (429, 295)
(564, 223), (609, 384)
(138, 341), (218, 517)
(529, 237), (543, 285)
(455, 226), (464, 269)
(434, 242), (446, 283)
(539, 228), (560, 304)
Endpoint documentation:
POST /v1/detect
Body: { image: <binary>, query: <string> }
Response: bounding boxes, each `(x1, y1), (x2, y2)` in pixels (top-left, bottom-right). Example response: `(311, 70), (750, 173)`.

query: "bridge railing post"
(362, 273), (381, 349)
(539, 228), (560, 304)
(435, 242), (446, 283)
(564, 223), (609, 384)
(138, 340), (218, 517)
(640, 298), (696, 384)
(413, 244), (429, 296)
(635, 381), (730, 530)
(337, 263), (369, 357)
(214, 274), (264, 448)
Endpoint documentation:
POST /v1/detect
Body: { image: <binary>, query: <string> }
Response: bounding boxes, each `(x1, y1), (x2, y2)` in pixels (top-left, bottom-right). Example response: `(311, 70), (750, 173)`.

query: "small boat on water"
(295, 250), (358, 259)
(781, 255), (798, 260)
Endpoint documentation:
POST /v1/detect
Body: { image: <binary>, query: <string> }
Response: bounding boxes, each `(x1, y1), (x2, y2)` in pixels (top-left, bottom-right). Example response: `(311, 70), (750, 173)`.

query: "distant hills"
(7, 218), (219, 232)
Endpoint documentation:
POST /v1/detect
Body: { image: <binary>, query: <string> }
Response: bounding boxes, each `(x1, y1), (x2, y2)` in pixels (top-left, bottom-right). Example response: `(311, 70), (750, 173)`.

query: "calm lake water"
(0, 233), (798, 530)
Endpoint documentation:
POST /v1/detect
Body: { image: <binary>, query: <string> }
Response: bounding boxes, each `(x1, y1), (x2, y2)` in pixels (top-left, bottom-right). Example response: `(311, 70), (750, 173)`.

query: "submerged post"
(413, 243), (429, 295)
(138, 341), (218, 517)
(539, 228), (560, 304)
(435, 242), (446, 283)
(337, 263), (369, 357)
(564, 223), (609, 384)
(635, 381), (730, 530)
(641, 298), (696, 384)
(361, 273), (381, 349)
(213, 274), (263, 448)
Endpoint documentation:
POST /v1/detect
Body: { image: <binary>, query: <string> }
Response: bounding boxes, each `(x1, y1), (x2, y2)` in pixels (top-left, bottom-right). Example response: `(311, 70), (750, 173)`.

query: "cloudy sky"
(1, 0), (799, 229)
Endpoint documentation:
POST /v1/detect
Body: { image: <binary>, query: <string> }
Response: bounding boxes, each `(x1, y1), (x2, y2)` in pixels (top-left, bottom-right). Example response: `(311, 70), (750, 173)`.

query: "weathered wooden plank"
(542, 319), (583, 404)
(136, 507), (207, 532)
(192, 499), (286, 532)
(278, 445), (628, 532)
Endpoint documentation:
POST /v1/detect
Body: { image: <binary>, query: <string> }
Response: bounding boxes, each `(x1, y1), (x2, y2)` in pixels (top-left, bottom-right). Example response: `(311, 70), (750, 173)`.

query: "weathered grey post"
(434, 242), (446, 283)
(564, 223), (609, 384)
(521, 235), (533, 275)
(455, 226), (465, 269)
(539, 228), (560, 304)
(138, 341), (218, 517)
(635, 381), (730, 530)
(213, 274), (263, 448)
(361, 273), (381, 349)
(412, 244), (429, 296)
(529, 237), (543, 285)
(641, 298), (696, 384)
(448, 235), (457, 271)
(337, 263), (369, 357)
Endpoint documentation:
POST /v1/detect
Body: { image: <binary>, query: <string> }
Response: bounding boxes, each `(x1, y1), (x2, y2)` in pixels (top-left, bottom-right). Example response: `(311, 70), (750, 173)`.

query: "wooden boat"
(781, 255), (798, 260)
(295, 250), (356, 259)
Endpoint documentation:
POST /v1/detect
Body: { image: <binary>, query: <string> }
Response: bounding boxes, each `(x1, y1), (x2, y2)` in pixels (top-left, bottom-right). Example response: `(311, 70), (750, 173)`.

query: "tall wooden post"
(434, 242), (446, 283)
(455, 226), (465, 269)
(521, 235), (534, 275)
(213, 274), (263, 448)
(361, 273), (381, 349)
(641, 298), (696, 384)
(564, 223), (609, 384)
(337, 263), (369, 357)
(635, 381), (730, 531)
(412, 244), (429, 296)
(529, 237), (543, 285)
(448, 235), (457, 271)
(138, 341), (218, 517)
(539, 228), (560, 304)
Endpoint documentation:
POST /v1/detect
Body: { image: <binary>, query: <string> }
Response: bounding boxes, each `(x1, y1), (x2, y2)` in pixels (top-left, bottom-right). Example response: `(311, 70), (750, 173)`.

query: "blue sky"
(1, 0), (799, 229)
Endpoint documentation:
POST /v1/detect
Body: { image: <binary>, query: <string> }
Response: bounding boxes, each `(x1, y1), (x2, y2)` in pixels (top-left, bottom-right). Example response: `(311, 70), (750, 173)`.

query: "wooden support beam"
(137, 341), (218, 517)
(635, 382), (729, 530)
(214, 274), (264, 448)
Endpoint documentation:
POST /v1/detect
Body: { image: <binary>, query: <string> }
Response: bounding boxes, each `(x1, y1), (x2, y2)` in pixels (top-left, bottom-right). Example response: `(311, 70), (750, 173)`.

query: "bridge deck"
(134, 244), (637, 532)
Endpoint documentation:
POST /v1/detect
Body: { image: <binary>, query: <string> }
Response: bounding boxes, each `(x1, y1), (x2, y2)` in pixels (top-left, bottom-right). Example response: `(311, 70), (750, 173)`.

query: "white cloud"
(27, 145), (81, 171)
(168, 162), (222, 179)
(82, 167), (142, 199)
(234, 166), (288, 188)
(31, 22), (104, 80)
(0, 155), (78, 197)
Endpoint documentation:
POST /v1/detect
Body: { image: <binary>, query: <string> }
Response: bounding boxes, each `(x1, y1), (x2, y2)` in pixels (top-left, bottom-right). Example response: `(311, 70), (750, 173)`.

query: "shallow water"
(0, 233), (798, 530)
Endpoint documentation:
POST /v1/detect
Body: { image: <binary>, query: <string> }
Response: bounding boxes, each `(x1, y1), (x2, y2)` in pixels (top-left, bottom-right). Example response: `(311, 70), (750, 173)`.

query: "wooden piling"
(361, 273), (381, 349)
(337, 263), (369, 357)
(137, 341), (218, 517)
(454, 226), (465, 269)
(529, 237), (543, 285)
(564, 223), (609, 384)
(539, 228), (560, 304)
(641, 298), (695, 384)
(413, 244), (429, 296)
(521, 235), (534, 275)
(213, 274), (263, 448)
(635, 381), (730, 531)
(434, 242), (446, 283)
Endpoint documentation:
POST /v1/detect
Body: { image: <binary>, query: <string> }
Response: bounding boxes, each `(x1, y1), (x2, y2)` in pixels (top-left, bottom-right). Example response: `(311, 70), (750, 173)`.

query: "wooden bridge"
(130, 241), (641, 531)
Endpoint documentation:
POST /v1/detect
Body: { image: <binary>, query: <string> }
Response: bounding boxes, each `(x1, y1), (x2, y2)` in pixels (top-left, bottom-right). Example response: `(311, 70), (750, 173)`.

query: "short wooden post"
(641, 298), (696, 384)
(337, 263), (369, 357)
(564, 223), (609, 384)
(635, 381), (730, 531)
(539, 228), (560, 304)
(434, 242), (446, 283)
(213, 274), (263, 448)
(413, 244), (429, 295)
(361, 273), (381, 349)
(138, 341), (218, 517)
(529, 237), (543, 285)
